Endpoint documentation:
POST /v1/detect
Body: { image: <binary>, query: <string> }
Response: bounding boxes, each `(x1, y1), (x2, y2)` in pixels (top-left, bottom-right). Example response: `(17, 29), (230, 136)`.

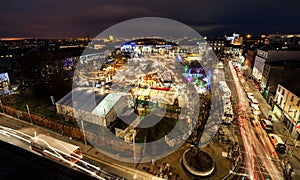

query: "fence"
(1, 104), (140, 157)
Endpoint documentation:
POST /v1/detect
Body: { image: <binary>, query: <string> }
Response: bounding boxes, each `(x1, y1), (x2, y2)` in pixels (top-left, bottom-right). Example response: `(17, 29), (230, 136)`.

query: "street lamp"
(0, 100), (4, 113)
(79, 115), (87, 151)
(132, 129), (137, 167)
(26, 104), (33, 125)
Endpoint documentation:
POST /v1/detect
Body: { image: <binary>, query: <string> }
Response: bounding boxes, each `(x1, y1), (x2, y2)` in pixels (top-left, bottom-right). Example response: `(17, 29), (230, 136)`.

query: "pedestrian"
(288, 166), (294, 177)
(286, 163), (292, 176)
(286, 146), (290, 154)
(172, 174), (178, 180)
(151, 159), (155, 165)
(291, 170), (296, 180)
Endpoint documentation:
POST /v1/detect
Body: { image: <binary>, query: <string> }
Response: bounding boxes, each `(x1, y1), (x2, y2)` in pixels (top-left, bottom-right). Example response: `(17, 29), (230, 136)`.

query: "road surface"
(226, 60), (284, 180)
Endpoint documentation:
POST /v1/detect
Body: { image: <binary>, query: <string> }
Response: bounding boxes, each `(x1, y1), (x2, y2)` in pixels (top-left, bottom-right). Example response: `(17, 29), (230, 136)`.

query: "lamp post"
(80, 118), (87, 151)
(26, 104), (33, 125)
(0, 100), (4, 113)
(132, 129), (136, 167)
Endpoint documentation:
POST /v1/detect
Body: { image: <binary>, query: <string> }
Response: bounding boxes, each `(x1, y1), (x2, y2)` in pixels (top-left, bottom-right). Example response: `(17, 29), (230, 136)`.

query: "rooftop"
(280, 80), (300, 98)
(259, 44), (276, 51)
(265, 59), (300, 67)
(56, 88), (108, 112)
(121, 38), (178, 47)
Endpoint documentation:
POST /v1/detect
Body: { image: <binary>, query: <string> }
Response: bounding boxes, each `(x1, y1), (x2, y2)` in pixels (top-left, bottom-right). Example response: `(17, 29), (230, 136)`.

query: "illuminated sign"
(273, 105), (282, 119)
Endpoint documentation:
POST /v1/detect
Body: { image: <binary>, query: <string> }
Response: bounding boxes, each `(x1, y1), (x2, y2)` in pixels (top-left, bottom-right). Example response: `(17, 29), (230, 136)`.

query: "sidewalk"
(240, 73), (300, 179)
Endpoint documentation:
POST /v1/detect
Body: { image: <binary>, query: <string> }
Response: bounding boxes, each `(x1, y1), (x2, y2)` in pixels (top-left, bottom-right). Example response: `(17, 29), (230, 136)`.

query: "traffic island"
(182, 148), (215, 177)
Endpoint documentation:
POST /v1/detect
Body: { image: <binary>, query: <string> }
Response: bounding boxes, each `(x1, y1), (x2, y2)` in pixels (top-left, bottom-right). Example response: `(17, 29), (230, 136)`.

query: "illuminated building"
(274, 80), (300, 139)
(224, 32), (243, 56)
(252, 45), (300, 88)
(261, 60), (300, 106)
(244, 43), (265, 76)
(206, 37), (225, 54)
(267, 34), (300, 49)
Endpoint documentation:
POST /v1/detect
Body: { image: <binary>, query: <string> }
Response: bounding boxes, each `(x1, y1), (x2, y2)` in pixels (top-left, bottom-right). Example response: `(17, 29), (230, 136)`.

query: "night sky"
(1, 0), (300, 38)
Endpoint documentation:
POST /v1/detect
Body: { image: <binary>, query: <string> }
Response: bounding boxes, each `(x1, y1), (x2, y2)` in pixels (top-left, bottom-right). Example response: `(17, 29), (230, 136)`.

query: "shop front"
(283, 112), (300, 139)
(273, 104), (283, 120)
(296, 122), (300, 140)
(284, 113), (294, 132)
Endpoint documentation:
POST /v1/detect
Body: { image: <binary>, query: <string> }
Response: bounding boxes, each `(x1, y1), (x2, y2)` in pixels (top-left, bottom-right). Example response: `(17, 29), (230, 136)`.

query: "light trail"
(0, 125), (127, 180)
(228, 60), (284, 180)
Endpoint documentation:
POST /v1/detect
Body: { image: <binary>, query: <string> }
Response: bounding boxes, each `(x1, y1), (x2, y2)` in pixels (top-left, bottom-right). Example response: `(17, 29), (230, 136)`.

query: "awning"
(296, 122), (300, 134)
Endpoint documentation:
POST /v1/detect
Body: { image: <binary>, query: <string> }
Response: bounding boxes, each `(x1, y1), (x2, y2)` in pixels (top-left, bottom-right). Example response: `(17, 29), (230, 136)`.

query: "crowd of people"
(142, 159), (179, 180)
(282, 156), (296, 179)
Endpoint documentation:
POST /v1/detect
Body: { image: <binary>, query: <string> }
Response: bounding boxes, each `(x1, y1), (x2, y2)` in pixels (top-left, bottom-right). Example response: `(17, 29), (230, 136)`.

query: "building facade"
(268, 34), (300, 49)
(274, 81), (300, 139)
(252, 45), (276, 82)
(206, 38), (225, 55)
(261, 60), (300, 105)
(252, 45), (300, 89)
(224, 32), (243, 56)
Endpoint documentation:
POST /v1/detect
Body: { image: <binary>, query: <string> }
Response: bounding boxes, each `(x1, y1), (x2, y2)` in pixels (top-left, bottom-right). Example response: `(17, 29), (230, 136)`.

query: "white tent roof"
(91, 93), (122, 116)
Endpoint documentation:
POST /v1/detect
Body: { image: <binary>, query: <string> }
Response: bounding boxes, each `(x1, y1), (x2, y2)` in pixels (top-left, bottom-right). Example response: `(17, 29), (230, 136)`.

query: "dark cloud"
(0, 0), (300, 38)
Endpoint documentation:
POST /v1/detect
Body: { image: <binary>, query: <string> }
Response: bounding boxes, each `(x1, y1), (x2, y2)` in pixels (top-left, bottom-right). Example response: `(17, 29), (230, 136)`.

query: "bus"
(31, 134), (83, 165)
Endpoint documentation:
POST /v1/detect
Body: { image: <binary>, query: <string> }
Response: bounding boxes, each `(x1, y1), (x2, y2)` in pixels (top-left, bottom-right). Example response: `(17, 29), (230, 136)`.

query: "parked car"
(251, 108), (261, 116)
(261, 119), (273, 133)
(251, 98), (259, 104)
(247, 92), (254, 100)
(268, 133), (286, 153)
(244, 86), (250, 92)
(250, 98), (259, 110)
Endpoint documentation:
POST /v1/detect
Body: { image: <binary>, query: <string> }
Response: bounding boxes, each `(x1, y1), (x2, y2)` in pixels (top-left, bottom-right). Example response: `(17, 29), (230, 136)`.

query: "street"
(224, 59), (284, 179)
(0, 114), (159, 180)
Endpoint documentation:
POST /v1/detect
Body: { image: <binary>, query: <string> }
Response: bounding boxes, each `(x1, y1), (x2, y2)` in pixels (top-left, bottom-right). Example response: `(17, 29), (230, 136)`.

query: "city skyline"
(1, 0), (300, 38)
